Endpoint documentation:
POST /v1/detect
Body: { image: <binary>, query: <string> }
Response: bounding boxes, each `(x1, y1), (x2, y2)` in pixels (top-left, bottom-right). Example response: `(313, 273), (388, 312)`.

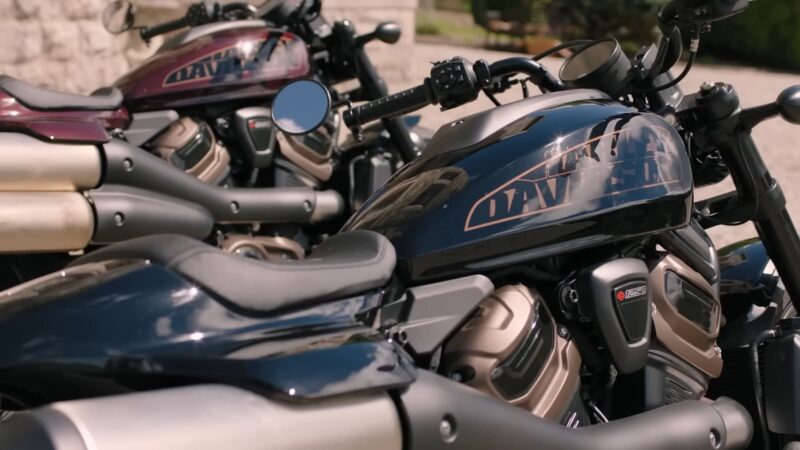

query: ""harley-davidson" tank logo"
(464, 128), (681, 232)
(163, 36), (300, 87)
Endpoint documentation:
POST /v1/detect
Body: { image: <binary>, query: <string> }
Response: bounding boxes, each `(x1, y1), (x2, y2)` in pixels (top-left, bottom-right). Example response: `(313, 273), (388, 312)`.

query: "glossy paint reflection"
(112, 338), (416, 400)
(0, 261), (410, 405)
(716, 238), (790, 349)
(0, 92), (130, 143)
(346, 99), (693, 281)
(115, 28), (310, 110)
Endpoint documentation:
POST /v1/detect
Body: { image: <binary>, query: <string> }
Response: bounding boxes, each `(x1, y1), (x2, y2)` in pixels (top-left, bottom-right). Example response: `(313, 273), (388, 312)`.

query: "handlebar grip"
(343, 82), (434, 128)
(140, 16), (192, 41)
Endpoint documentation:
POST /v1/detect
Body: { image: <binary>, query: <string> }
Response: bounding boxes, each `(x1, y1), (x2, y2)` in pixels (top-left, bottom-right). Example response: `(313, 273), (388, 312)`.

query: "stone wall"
(0, 0), (417, 94)
(322, 0), (418, 84)
(0, 0), (131, 93)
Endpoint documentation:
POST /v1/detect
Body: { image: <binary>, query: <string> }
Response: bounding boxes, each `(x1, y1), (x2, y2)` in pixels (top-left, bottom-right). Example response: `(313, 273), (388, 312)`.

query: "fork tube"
(725, 130), (800, 311)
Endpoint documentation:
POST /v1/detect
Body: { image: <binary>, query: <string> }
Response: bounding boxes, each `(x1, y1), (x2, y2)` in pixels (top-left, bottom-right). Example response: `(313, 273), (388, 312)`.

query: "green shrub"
(416, 21), (443, 36)
(546, 0), (669, 44)
(701, 0), (800, 71)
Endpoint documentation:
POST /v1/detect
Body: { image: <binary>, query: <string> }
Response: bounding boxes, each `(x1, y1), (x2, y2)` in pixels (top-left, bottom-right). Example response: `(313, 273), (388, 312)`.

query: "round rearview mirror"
(778, 85), (800, 125)
(271, 80), (332, 135)
(102, 1), (136, 34)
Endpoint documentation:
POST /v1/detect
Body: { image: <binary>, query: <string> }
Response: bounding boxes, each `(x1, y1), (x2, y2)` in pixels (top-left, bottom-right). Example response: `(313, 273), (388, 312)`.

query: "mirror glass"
(271, 80), (331, 135)
(103, 1), (136, 34)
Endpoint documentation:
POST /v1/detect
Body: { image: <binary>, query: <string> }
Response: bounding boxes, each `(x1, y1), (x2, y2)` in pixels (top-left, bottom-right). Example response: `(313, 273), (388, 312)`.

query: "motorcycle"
(2, 0), (799, 448)
(0, 0), (430, 289)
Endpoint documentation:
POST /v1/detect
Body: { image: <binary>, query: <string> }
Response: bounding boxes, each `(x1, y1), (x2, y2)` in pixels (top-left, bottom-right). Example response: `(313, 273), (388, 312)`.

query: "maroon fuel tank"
(114, 21), (311, 111)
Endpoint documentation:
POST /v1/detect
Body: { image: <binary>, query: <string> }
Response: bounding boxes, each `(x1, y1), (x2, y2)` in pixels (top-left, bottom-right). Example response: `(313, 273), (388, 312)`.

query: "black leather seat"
(72, 231), (396, 314)
(0, 76), (123, 111)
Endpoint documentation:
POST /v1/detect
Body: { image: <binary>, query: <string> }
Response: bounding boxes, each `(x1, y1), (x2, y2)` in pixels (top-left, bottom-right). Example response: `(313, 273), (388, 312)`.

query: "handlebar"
(140, 2), (238, 42)
(343, 56), (563, 129)
(140, 16), (193, 41)
(488, 58), (562, 93)
(343, 83), (435, 128)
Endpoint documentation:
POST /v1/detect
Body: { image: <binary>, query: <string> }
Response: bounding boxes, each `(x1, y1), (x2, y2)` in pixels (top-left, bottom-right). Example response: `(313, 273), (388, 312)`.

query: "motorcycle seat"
(0, 76), (123, 111)
(71, 231), (396, 314)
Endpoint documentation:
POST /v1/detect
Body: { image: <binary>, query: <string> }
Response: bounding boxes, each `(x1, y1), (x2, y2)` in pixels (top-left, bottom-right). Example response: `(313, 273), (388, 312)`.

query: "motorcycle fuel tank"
(114, 22), (310, 111)
(345, 91), (693, 281)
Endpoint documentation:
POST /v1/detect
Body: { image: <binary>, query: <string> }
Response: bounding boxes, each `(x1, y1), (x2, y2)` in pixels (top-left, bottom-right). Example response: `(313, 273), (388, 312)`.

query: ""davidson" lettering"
(163, 38), (279, 86)
(465, 128), (678, 231)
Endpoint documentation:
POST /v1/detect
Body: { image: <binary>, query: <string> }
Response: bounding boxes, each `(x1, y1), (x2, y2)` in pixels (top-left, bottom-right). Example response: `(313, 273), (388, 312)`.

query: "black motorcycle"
(2, 0), (799, 448)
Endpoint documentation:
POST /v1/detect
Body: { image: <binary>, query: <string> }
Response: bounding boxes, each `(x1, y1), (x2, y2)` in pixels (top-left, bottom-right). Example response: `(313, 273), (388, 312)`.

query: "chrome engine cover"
(150, 116), (230, 185)
(440, 284), (583, 423)
(649, 254), (723, 379)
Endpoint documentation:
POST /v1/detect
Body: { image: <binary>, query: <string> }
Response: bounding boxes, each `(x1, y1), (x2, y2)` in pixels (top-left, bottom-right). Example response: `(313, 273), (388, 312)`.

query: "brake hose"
(635, 28), (701, 95)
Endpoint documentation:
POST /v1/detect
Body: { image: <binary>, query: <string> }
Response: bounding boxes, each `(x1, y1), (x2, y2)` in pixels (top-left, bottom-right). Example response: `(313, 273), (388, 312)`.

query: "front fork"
(331, 21), (421, 163)
(686, 83), (800, 313)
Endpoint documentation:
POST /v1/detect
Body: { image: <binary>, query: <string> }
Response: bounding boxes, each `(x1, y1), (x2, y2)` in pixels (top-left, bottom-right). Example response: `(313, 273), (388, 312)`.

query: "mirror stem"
(740, 103), (780, 130)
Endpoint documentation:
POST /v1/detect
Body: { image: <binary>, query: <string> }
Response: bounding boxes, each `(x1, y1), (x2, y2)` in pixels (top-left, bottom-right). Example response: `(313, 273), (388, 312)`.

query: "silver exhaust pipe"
(0, 372), (755, 450)
(0, 186), (215, 253)
(0, 192), (94, 252)
(0, 385), (403, 450)
(0, 133), (101, 191)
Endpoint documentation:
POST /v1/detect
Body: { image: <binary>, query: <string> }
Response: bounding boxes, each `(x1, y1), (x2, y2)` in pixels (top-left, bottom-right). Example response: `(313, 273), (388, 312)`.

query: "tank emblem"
(163, 35), (301, 87)
(465, 127), (680, 231)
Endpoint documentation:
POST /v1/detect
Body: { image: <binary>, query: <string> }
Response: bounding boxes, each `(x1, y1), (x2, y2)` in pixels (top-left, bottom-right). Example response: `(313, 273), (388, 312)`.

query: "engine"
(438, 222), (723, 425)
(149, 117), (231, 186)
(144, 108), (340, 190)
(140, 108), (344, 260)
(643, 254), (722, 407)
(441, 284), (589, 427)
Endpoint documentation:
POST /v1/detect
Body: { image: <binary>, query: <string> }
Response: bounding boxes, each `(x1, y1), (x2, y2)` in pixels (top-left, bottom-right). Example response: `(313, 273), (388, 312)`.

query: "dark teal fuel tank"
(343, 90), (694, 281)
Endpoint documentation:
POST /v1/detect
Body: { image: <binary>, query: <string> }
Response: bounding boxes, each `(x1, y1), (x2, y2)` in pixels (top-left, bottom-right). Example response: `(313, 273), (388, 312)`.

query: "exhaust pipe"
(0, 132), (342, 225)
(400, 371), (753, 450)
(104, 140), (343, 224)
(0, 385), (403, 450)
(0, 187), (215, 253)
(0, 182), (333, 253)
(0, 372), (753, 450)
(0, 132), (101, 191)
(0, 192), (94, 252)
(88, 185), (213, 244)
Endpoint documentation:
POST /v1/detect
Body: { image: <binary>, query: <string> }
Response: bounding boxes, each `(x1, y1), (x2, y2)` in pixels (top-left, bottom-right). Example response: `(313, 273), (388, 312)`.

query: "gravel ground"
(381, 42), (800, 248)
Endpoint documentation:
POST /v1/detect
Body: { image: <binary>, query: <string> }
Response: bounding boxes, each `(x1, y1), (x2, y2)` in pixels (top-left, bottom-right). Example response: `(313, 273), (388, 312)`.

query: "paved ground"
(382, 42), (800, 248)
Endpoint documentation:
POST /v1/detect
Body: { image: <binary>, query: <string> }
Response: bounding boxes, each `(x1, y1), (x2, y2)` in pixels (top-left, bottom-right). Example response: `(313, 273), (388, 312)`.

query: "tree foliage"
(701, 0), (800, 71)
(545, 0), (668, 43)
(469, 0), (799, 72)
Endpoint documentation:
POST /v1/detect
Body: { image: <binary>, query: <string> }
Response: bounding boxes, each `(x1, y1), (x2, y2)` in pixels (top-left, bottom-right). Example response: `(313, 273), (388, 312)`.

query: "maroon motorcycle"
(0, 0), (429, 288)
